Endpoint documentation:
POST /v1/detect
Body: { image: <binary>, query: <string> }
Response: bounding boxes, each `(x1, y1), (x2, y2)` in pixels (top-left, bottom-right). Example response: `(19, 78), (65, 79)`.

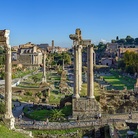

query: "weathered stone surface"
(0, 29), (15, 129)
(72, 98), (99, 118)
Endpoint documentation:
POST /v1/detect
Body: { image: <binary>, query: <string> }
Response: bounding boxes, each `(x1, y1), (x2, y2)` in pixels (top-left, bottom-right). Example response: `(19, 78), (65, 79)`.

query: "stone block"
(72, 97), (100, 119)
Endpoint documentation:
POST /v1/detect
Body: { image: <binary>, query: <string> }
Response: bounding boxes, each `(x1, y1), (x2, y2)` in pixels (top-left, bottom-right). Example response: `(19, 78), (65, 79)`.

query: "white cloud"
(100, 39), (109, 44)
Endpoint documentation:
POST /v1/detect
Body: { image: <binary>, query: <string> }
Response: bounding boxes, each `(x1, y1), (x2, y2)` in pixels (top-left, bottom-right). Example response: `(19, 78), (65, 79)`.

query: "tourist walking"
(33, 120), (36, 125)
(45, 118), (49, 126)
(76, 115), (80, 125)
(129, 111), (132, 119)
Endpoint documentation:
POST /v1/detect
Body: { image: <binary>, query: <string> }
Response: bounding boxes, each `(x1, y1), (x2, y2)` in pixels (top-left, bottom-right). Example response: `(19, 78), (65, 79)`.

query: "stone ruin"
(0, 30), (15, 129)
(69, 29), (100, 119)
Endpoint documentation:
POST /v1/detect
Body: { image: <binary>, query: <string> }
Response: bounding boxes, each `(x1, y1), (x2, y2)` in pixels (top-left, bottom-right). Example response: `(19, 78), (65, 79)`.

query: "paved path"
(12, 101), (32, 121)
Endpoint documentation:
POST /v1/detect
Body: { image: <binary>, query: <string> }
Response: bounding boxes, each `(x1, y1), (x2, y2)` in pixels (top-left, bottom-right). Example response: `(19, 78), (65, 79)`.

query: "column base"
(42, 77), (46, 83)
(72, 97), (100, 119)
(72, 94), (80, 99)
(3, 114), (15, 129)
(87, 96), (95, 99)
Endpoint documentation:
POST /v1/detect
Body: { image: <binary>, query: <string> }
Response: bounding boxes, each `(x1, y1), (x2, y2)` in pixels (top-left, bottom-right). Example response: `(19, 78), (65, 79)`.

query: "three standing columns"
(73, 44), (95, 99)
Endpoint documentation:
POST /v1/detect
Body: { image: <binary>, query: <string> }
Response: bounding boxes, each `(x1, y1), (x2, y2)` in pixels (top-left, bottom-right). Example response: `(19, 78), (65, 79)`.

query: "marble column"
(78, 45), (82, 92)
(42, 52), (46, 83)
(73, 45), (80, 98)
(62, 59), (64, 70)
(0, 30), (15, 129)
(87, 45), (95, 98)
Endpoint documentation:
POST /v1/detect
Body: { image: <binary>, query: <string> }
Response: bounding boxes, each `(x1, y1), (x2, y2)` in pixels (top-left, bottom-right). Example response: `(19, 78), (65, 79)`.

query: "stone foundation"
(72, 97), (100, 119)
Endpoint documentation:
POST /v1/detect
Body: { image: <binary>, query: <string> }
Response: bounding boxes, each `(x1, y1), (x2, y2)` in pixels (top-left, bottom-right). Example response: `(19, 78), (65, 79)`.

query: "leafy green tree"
(118, 51), (138, 74)
(117, 38), (126, 44)
(125, 36), (134, 44)
(111, 39), (116, 43)
(97, 42), (106, 51)
(134, 38), (138, 45)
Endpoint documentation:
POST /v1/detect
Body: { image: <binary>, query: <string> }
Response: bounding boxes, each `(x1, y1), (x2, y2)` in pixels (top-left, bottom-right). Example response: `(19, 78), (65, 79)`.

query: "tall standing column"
(73, 45), (80, 98)
(5, 46), (13, 118)
(87, 45), (95, 98)
(0, 30), (15, 129)
(78, 45), (82, 92)
(62, 59), (64, 70)
(42, 52), (46, 83)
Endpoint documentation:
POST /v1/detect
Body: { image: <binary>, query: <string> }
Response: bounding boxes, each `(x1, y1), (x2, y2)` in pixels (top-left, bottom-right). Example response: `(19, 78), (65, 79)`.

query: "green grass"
(80, 83), (87, 96)
(101, 71), (136, 90)
(49, 91), (64, 104)
(80, 82), (101, 97)
(0, 122), (30, 138)
(32, 127), (80, 135)
(24, 105), (72, 121)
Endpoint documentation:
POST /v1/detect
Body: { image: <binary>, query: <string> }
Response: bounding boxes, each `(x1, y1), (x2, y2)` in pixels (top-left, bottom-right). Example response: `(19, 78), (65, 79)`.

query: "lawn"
(101, 71), (136, 90)
(80, 82), (101, 100)
(0, 122), (30, 138)
(23, 105), (72, 121)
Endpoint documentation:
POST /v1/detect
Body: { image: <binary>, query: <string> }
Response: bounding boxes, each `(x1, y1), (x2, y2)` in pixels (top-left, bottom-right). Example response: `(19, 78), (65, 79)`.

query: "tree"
(111, 39), (116, 43)
(134, 38), (138, 45)
(97, 42), (106, 51)
(116, 36), (119, 41)
(125, 36), (134, 44)
(119, 51), (138, 74)
(117, 38), (126, 44)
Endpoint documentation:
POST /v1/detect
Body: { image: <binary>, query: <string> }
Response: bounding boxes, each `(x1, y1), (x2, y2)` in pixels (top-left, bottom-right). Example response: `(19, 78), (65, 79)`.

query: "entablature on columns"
(0, 30), (10, 47)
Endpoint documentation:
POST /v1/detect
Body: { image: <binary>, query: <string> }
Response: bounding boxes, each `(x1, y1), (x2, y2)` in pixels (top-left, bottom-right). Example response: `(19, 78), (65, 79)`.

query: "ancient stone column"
(62, 59), (64, 70)
(42, 52), (46, 83)
(87, 45), (95, 98)
(0, 30), (15, 129)
(78, 45), (82, 92)
(73, 45), (80, 98)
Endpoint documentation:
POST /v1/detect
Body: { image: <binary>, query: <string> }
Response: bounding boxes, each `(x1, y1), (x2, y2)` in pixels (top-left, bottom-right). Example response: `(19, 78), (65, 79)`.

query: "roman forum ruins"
(69, 28), (99, 118)
(0, 30), (15, 129)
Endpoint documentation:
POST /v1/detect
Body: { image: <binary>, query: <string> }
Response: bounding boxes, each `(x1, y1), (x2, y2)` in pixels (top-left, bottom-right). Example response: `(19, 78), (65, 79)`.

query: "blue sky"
(0, 0), (138, 47)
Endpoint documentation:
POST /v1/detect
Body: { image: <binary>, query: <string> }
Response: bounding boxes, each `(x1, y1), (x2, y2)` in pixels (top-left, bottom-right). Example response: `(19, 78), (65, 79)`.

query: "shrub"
(24, 91), (32, 96)
(0, 102), (5, 114)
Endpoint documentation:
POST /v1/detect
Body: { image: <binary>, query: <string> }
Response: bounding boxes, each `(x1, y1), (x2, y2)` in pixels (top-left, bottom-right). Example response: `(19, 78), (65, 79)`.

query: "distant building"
(117, 47), (138, 58)
(17, 42), (43, 67)
(37, 43), (49, 51)
(47, 40), (69, 53)
(100, 58), (113, 66)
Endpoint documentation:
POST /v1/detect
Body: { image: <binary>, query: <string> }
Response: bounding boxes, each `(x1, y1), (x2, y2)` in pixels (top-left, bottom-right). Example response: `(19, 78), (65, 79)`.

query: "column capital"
(74, 45), (79, 51)
(0, 30), (10, 45)
(87, 44), (94, 48)
(78, 45), (83, 49)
